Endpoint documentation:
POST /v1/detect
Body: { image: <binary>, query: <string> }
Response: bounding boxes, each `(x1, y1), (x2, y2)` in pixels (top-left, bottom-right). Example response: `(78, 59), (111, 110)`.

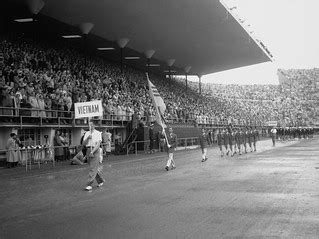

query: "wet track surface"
(1, 138), (319, 239)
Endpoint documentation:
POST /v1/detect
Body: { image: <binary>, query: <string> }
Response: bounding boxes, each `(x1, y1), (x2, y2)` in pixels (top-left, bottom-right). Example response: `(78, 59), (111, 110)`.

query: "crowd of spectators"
(200, 69), (319, 125)
(0, 34), (230, 125)
(0, 34), (318, 127)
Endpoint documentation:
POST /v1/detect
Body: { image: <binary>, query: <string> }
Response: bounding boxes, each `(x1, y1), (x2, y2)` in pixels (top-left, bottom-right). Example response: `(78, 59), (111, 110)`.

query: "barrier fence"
(126, 137), (201, 156)
(0, 106), (131, 127)
(0, 136), (202, 171)
(0, 106), (267, 127)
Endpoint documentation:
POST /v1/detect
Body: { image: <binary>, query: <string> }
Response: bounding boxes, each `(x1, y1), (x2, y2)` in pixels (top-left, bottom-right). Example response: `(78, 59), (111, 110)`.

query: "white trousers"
(166, 153), (175, 168)
(202, 148), (207, 159)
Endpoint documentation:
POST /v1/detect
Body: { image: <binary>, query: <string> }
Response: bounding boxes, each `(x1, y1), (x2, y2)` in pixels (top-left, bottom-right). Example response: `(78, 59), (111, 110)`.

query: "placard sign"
(74, 100), (103, 119)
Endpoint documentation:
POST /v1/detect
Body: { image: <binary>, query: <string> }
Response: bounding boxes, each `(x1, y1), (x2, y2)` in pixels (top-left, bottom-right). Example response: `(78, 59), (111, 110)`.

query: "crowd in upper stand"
(200, 69), (319, 125)
(0, 34), (318, 126)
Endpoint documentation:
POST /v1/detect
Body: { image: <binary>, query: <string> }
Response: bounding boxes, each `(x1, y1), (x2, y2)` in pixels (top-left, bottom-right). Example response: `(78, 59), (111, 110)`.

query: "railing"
(1, 107), (272, 128)
(126, 136), (200, 155)
(0, 142), (113, 171)
(0, 106), (131, 127)
(0, 145), (55, 172)
(140, 115), (264, 127)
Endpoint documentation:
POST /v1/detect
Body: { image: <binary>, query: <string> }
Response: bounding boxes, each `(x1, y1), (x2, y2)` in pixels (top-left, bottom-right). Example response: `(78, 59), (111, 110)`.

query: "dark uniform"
(199, 130), (211, 162)
(252, 128), (259, 151)
(247, 129), (253, 152)
(224, 131), (230, 156)
(217, 130), (224, 157)
(229, 131), (236, 156)
(238, 129), (245, 155)
(244, 129), (249, 153)
(234, 129), (240, 155)
(164, 129), (177, 170)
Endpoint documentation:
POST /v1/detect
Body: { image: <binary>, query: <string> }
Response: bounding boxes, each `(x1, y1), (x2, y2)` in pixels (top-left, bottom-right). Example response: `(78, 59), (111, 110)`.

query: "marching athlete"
(217, 129), (224, 157)
(234, 128), (240, 155)
(252, 127), (259, 151)
(238, 128), (245, 155)
(224, 129), (230, 157)
(248, 127), (254, 152)
(164, 127), (177, 171)
(229, 129), (236, 157)
(270, 127), (277, 146)
(199, 128), (212, 162)
(243, 127), (249, 153)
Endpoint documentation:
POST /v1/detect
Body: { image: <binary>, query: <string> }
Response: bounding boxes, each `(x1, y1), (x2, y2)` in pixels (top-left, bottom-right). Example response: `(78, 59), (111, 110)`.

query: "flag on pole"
(146, 73), (167, 128)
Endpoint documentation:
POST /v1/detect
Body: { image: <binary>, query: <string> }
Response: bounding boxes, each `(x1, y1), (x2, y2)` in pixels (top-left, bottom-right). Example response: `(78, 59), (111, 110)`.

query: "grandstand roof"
(3, 0), (273, 76)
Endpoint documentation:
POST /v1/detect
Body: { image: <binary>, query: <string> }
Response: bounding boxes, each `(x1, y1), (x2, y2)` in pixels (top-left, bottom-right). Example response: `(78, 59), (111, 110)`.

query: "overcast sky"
(196, 0), (319, 85)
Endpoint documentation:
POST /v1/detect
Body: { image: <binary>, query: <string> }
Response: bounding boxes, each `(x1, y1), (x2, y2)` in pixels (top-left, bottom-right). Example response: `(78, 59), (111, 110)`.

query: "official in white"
(83, 119), (104, 191)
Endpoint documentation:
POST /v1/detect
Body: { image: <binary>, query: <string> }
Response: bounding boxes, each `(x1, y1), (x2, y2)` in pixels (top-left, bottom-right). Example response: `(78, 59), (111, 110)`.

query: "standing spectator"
(102, 128), (112, 160)
(6, 133), (21, 168)
(37, 94), (46, 118)
(53, 129), (64, 161)
(61, 132), (70, 160)
(29, 92), (39, 117)
(2, 87), (13, 119)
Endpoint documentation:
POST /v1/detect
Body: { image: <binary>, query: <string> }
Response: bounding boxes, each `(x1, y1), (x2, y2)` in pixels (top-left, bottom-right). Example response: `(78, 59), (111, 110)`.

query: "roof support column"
(117, 38), (130, 74)
(145, 50), (155, 74)
(79, 22), (94, 73)
(120, 48), (123, 73)
(198, 75), (202, 95)
(185, 73), (188, 93)
(166, 59), (175, 87)
(184, 66), (191, 94)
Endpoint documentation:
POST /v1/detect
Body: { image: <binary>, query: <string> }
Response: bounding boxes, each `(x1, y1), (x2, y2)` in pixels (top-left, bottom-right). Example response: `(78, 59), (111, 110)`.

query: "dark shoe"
(171, 166), (176, 170)
(165, 166), (169, 171)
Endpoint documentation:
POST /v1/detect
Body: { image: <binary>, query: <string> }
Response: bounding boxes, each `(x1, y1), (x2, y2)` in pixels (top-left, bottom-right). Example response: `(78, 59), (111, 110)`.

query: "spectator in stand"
(38, 93), (46, 118)
(29, 91), (39, 117)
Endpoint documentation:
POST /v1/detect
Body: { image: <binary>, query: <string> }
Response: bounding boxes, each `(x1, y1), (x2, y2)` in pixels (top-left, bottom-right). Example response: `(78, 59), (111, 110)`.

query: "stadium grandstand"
(0, 0), (317, 167)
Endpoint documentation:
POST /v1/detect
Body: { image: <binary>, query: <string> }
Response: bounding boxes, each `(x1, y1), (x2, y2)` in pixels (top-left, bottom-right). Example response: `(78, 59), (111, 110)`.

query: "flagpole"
(146, 72), (169, 146)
